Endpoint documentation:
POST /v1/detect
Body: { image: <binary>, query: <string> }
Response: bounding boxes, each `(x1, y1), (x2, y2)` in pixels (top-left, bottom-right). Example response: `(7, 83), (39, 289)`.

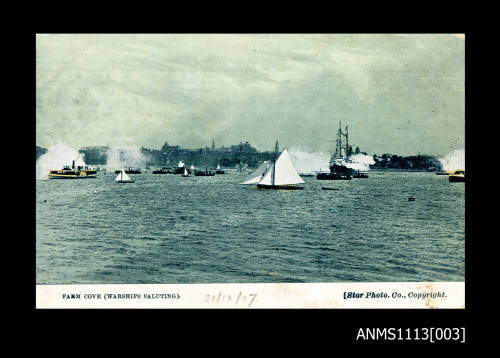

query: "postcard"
(36, 33), (465, 310)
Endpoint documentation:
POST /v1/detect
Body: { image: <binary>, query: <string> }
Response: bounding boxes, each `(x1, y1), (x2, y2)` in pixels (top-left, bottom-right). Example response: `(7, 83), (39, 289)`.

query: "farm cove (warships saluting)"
(316, 122), (368, 180)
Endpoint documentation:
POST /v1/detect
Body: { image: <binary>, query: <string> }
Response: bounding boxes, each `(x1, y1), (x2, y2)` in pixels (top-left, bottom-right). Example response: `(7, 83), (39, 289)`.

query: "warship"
(316, 122), (356, 180)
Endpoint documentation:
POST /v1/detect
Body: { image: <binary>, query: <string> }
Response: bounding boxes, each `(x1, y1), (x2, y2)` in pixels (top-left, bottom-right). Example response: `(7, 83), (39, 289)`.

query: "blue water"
(36, 171), (465, 284)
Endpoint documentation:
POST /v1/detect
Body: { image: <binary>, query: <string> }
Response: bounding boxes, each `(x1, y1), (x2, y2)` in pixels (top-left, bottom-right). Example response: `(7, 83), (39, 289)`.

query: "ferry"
(49, 160), (97, 179)
(448, 169), (465, 182)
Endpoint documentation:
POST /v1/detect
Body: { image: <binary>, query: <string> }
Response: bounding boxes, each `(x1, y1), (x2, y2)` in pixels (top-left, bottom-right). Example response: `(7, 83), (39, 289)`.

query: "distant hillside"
(370, 154), (442, 171)
(77, 141), (275, 168)
(36, 142), (443, 171)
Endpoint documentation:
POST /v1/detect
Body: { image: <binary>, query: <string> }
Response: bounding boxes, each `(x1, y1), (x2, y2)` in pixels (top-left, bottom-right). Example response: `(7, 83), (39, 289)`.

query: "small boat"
(317, 172), (351, 180)
(194, 168), (215, 176)
(215, 164), (225, 174)
(435, 171), (448, 175)
(115, 169), (135, 183)
(114, 167), (141, 174)
(448, 169), (465, 182)
(49, 160), (97, 179)
(322, 187), (339, 191)
(408, 196), (415, 201)
(353, 171), (369, 178)
(299, 172), (315, 177)
(173, 161), (191, 174)
(152, 167), (171, 174)
(182, 167), (189, 177)
(241, 146), (304, 190)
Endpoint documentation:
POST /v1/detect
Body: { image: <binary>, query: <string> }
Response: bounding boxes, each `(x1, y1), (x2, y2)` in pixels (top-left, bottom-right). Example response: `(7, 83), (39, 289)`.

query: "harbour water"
(36, 171), (465, 284)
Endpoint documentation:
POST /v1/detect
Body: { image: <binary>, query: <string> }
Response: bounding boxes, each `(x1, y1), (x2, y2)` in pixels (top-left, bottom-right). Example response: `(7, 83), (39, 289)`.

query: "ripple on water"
(36, 172), (465, 284)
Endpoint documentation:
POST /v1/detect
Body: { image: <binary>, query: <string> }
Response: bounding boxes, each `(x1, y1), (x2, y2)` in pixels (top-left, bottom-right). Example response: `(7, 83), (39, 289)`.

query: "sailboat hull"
(256, 184), (304, 190)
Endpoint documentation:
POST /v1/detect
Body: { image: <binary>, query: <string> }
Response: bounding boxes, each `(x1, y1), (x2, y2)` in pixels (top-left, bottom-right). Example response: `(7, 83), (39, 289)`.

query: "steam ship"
(49, 160), (97, 179)
(114, 167), (142, 174)
(152, 167), (172, 174)
(194, 168), (215, 176)
(316, 122), (356, 180)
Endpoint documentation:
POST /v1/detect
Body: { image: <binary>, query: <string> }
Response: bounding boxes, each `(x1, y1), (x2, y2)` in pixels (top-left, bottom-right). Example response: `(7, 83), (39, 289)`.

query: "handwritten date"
(204, 291), (257, 307)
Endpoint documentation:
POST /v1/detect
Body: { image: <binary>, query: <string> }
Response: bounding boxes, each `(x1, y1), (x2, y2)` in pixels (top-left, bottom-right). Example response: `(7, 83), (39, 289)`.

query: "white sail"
(258, 162), (274, 185)
(240, 161), (269, 184)
(178, 161), (185, 168)
(217, 164), (221, 170)
(258, 149), (304, 186)
(183, 167), (188, 176)
(115, 169), (131, 182)
(190, 164), (195, 170)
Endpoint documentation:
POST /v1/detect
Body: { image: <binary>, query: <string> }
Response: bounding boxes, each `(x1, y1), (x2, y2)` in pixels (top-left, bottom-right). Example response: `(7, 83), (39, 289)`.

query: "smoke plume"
(288, 148), (330, 173)
(36, 142), (86, 180)
(346, 154), (375, 171)
(106, 146), (147, 170)
(439, 148), (465, 171)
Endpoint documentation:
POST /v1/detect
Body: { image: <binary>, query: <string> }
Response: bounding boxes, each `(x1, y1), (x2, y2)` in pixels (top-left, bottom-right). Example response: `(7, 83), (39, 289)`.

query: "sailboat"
(241, 148), (304, 190)
(182, 166), (189, 177)
(115, 169), (135, 183)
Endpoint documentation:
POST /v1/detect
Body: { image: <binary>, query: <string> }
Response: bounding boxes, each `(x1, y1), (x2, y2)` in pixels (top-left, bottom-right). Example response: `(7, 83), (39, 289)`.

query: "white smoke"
(106, 146), (147, 170)
(439, 148), (465, 171)
(346, 154), (375, 171)
(288, 148), (330, 173)
(36, 142), (86, 180)
(288, 149), (375, 173)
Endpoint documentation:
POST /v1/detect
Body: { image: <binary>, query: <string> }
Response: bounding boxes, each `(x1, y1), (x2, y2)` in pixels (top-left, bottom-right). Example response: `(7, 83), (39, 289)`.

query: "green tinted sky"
(36, 34), (464, 156)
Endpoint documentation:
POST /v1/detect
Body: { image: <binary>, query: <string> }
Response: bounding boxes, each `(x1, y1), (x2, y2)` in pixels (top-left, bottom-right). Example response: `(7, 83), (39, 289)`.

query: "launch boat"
(114, 167), (141, 174)
(241, 147), (304, 190)
(49, 160), (97, 179)
(173, 161), (192, 175)
(194, 168), (215, 176)
(353, 170), (369, 178)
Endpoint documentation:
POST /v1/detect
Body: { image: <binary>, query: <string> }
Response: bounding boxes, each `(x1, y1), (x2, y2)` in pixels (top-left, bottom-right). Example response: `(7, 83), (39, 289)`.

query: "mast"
(338, 121), (342, 158)
(272, 141), (278, 186)
(345, 125), (349, 158)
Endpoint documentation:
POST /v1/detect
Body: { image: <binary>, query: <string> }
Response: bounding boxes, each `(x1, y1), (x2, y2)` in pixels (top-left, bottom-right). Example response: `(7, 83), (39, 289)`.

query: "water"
(36, 171), (465, 284)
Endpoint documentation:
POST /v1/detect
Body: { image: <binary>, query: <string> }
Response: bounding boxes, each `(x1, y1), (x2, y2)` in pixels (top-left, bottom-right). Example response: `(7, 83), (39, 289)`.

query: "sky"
(36, 34), (465, 156)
